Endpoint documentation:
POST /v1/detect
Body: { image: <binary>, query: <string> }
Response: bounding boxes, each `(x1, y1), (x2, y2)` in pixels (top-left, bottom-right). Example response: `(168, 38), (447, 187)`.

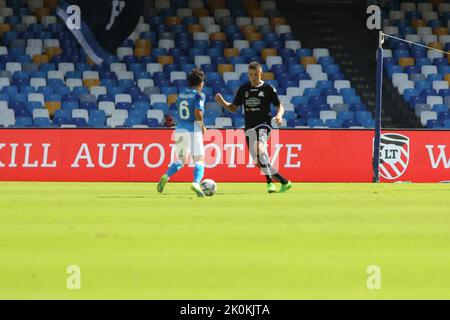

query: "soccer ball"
(201, 179), (217, 196)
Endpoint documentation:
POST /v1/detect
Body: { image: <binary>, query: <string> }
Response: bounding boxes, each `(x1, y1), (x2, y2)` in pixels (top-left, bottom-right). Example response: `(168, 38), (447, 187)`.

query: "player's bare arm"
(195, 109), (207, 136)
(273, 104), (285, 126)
(215, 93), (238, 112)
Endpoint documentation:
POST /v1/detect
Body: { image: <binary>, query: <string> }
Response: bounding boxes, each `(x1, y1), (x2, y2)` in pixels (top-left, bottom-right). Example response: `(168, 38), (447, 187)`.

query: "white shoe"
(191, 182), (205, 198)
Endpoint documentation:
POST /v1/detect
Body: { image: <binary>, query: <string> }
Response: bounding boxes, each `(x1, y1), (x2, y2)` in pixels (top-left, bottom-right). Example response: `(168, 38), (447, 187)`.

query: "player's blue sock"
(193, 162), (205, 184)
(166, 160), (183, 178)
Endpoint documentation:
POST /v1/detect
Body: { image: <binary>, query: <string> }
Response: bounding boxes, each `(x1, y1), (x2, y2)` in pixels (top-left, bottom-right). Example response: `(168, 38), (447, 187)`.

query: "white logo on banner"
(379, 133), (410, 180)
(0, 131), (303, 171)
(66, 265), (81, 290)
(366, 265), (381, 290)
(426, 145), (450, 169)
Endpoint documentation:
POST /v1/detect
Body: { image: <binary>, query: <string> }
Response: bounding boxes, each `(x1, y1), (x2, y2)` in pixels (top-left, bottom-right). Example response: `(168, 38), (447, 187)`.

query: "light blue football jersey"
(176, 88), (206, 132)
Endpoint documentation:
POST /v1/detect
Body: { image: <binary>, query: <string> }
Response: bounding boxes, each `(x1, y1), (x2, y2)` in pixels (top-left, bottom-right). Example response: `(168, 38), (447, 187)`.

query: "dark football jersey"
(233, 82), (281, 130)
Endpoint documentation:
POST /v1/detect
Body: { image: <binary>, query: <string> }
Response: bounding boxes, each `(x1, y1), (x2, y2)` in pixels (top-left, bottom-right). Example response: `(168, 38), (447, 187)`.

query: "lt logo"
(66, 265), (81, 290)
(106, 0), (126, 30)
(384, 148), (400, 160)
(366, 5), (381, 30)
(366, 265), (382, 290)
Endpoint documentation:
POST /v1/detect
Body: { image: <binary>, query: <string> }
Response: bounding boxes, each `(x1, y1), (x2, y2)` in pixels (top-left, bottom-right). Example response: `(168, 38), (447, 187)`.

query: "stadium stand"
(381, 0), (450, 129)
(0, 0), (373, 129)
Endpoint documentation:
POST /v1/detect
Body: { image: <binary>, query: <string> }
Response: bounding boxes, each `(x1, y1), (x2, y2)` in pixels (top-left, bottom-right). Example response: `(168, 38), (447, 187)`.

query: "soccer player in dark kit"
(215, 62), (293, 194)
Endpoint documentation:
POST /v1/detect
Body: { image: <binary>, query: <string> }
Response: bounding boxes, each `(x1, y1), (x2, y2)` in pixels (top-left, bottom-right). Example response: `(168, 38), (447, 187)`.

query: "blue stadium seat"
(360, 118), (375, 128)
(356, 111), (372, 123)
(338, 111), (355, 121)
(153, 103), (169, 115)
(15, 117), (33, 127)
(124, 117), (143, 127)
(34, 118), (51, 128)
(70, 118), (87, 127)
(284, 111), (297, 121)
(432, 104), (448, 114)
(307, 118), (325, 127)
(427, 119), (439, 129)
(234, 117), (245, 128)
(325, 119), (343, 128)
(342, 119), (361, 128)
(143, 118), (162, 128)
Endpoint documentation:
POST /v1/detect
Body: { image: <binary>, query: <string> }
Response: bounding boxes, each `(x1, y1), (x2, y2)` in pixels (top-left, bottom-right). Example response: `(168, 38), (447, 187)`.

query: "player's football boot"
(157, 175), (169, 193)
(279, 181), (293, 193)
(267, 183), (277, 193)
(191, 182), (206, 197)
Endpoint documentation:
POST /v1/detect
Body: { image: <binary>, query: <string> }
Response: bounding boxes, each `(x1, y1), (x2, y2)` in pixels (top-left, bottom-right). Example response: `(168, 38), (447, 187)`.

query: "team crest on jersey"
(259, 91), (265, 97)
(379, 133), (410, 180)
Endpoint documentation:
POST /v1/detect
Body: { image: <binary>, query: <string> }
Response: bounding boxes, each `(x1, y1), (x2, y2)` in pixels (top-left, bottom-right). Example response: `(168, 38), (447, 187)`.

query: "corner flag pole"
(373, 31), (384, 183)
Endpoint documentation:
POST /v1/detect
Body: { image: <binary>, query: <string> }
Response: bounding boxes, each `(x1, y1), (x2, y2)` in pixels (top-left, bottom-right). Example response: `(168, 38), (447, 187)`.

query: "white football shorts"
(174, 129), (205, 158)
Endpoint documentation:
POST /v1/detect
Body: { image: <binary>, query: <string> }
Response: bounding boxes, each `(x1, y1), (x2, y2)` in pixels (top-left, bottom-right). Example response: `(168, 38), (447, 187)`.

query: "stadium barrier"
(0, 129), (449, 183)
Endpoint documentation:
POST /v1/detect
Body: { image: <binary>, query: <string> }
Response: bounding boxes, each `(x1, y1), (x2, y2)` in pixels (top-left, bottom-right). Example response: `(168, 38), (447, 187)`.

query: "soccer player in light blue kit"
(157, 69), (207, 197)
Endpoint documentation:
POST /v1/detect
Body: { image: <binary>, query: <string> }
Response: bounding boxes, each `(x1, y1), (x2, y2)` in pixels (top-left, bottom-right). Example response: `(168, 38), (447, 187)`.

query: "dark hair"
(188, 68), (206, 87)
(248, 61), (263, 71)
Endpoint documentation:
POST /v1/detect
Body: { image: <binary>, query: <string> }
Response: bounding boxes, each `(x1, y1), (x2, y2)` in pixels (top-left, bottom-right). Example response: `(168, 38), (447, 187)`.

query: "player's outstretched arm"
(215, 93), (238, 113)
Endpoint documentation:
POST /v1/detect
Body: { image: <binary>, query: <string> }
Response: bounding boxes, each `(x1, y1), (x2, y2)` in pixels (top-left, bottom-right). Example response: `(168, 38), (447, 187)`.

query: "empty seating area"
(0, 0), (372, 129)
(382, 0), (450, 129)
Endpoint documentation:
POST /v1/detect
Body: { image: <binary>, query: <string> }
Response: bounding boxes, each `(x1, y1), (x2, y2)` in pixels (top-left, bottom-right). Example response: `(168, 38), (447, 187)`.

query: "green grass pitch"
(1, 182), (450, 300)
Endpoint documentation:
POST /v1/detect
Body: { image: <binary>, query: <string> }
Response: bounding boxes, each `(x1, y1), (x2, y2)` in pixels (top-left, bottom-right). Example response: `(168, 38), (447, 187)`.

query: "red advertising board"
(0, 129), (449, 183)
